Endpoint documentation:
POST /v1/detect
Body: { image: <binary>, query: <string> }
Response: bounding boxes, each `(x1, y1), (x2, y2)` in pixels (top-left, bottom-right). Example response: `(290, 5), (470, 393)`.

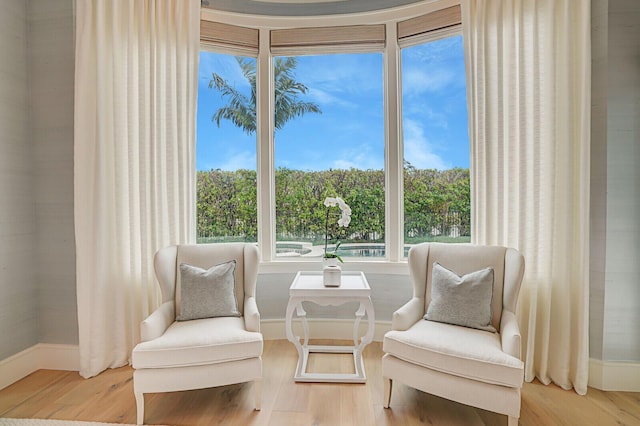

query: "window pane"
(273, 54), (385, 260)
(402, 35), (471, 250)
(196, 51), (257, 243)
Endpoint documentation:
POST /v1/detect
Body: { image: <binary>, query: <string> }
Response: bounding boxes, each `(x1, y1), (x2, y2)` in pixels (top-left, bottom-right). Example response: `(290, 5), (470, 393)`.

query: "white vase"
(322, 257), (339, 268)
(323, 264), (342, 287)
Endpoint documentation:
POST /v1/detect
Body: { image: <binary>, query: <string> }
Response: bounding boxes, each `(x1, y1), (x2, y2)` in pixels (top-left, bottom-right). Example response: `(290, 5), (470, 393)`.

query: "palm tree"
(209, 56), (321, 135)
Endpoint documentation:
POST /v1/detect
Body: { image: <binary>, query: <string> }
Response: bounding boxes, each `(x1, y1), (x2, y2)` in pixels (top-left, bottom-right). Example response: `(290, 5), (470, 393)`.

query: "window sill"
(258, 259), (409, 275)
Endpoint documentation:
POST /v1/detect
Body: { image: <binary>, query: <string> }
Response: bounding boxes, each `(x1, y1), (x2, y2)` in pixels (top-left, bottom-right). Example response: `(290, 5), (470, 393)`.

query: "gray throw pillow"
(424, 262), (496, 332)
(177, 260), (241, 321)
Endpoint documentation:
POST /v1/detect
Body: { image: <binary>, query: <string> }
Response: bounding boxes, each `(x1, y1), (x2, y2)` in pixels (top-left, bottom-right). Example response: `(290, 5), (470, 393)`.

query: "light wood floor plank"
(0, 340), (638, 425)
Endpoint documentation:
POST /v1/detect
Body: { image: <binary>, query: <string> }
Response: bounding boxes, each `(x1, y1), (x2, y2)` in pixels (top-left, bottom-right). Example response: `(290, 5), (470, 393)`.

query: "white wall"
(257, 272), (411, 321)
(29, 0), (77, 345)
(0, 0), (38, 360)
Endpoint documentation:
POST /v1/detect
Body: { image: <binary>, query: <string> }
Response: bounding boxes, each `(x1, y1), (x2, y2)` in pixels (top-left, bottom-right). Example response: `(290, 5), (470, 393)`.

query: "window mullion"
(257, 28), (275, 261)
(385, 22), (404, 262)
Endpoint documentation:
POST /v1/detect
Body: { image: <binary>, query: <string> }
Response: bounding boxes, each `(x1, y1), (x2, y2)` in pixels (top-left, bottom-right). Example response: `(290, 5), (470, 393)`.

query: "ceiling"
(201, 0), (425, 17)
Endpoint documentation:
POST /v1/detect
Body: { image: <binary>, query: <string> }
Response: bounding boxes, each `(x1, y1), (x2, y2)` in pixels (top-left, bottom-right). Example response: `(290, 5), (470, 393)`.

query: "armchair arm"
(140, 301), (175, 343)
(392, 297), (424, 331)
(244, 296), (260, 333)
(500, 310), (522, 359)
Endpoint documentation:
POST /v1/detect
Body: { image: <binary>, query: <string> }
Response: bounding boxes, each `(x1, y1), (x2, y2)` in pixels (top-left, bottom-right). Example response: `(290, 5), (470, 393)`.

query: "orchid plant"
(323, 196), (351, 262)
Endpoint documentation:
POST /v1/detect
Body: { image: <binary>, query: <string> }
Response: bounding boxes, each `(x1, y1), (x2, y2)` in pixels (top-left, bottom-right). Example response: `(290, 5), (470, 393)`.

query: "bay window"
(196, 4), (468, 263)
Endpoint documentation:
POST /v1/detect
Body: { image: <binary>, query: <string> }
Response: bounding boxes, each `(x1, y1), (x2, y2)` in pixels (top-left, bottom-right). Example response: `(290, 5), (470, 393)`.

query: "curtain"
(462, 0), (590, 394)
(74, 0), (199, 378)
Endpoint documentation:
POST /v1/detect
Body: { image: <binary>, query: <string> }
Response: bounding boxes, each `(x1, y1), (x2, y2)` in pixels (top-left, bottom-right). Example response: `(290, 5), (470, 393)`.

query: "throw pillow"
(424, 262), (496, 332)
(177, 260), (241, 321)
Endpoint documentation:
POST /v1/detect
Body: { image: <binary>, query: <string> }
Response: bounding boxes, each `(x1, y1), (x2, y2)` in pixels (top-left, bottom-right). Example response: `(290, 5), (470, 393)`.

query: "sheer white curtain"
(462, 0), (590, 394)
(74, 0), (199, 378)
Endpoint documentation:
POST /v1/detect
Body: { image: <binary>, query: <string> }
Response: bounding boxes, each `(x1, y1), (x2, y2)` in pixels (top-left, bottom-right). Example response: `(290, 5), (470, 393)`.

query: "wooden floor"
(0, 340), (638, 426)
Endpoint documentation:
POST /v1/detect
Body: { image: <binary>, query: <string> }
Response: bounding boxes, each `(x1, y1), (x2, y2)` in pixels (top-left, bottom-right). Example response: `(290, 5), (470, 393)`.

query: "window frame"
(198, 1), (464, 273)
(398, 25), (468, 250)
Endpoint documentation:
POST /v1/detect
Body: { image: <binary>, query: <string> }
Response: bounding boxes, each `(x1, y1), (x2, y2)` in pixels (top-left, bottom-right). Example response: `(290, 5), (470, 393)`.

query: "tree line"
(197, 166), (470, 244)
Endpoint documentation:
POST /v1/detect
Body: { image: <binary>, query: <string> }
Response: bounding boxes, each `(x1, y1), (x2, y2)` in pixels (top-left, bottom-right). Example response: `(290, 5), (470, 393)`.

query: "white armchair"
(131, 243), (263, 425)
(383, 243), (525, 425)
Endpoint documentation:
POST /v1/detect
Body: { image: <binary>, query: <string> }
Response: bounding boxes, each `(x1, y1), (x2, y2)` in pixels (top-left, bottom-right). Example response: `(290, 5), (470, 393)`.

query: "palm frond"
(209, 55), (320, 135)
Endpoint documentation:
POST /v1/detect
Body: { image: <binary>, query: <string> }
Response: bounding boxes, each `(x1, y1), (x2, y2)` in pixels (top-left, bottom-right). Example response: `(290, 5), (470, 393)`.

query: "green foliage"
(404, 162), (470, 240)
(196, 166), (470, 244)
(197, 169), (257, 241)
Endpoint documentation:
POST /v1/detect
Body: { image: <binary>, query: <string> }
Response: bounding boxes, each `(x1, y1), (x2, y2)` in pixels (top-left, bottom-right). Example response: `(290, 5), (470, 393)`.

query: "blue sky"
(196, 35), (468, 172)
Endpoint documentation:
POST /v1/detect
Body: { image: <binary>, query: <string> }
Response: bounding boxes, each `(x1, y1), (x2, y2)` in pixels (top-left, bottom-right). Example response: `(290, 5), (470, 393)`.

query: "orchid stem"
(324, 207), (329, 256)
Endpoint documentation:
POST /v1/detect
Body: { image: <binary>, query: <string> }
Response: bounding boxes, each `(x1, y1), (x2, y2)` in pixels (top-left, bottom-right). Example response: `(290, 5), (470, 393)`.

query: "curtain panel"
(462, 0), (590, 394)
(74, 0), (199, 378)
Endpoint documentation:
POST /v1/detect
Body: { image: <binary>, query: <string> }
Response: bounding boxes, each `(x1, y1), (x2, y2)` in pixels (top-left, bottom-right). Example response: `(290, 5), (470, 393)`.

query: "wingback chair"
(382, 243), (525, 425)
(131, 243), (263, 425)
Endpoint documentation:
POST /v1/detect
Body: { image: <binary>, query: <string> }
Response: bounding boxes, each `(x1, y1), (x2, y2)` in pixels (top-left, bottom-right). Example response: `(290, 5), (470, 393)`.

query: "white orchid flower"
(338, 216), (351, 227)
(324, 197), (338, 207)
(323, 195), (352, 261)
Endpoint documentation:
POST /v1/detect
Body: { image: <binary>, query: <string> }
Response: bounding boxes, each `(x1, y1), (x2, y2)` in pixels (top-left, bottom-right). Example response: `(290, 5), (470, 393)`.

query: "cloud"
(403, 67), (457, 95)
(295, 54), (382, 105)
(308, 87), (357, 109)
(198, 52), (253, 92)
(401, 35), (466, 97)
(199, 138), (256, 171)
(404, 104), (449, 129)
(403, 119), (450, 170)
(219, 150), (256, 171)
(280, 140), (383, 172)
(330, 139), (383, 170)
(405, 36), (462, 63)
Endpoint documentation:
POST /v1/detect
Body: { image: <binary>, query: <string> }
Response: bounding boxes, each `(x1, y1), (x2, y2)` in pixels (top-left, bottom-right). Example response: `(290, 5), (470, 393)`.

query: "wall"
(29, 0), (77, 345)
(602, 0), (640, 362)
(0, 0), (77, 361)
(257, 272), (411, 322)
(590, 0), (640, 364)
(0, 0), (38, 360)
(589, 0), (608, 362)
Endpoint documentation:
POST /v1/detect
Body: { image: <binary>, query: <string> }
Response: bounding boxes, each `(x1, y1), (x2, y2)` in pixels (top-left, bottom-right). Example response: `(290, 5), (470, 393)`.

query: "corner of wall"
(0, 344), (80, 391)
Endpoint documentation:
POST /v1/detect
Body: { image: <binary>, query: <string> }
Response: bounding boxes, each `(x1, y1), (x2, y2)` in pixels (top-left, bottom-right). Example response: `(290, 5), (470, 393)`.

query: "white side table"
(285, 271), (375, 383)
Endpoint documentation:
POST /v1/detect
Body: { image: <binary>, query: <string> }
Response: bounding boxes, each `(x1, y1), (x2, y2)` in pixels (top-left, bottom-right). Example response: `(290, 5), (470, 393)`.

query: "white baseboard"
(0, 343), (80, 390)
(589, 358), (640, 391)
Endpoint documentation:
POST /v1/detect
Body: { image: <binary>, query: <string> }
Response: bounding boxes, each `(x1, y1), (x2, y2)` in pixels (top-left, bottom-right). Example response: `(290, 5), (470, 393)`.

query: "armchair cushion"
(383, 319), (523, 388)
(425, 263), (496, 332)
(132, 316), (263, 369)
(177, 260), (240, 321)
